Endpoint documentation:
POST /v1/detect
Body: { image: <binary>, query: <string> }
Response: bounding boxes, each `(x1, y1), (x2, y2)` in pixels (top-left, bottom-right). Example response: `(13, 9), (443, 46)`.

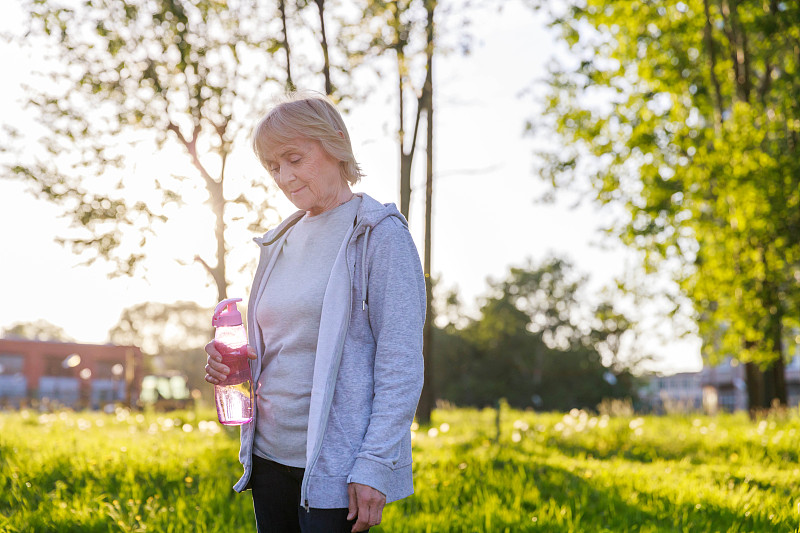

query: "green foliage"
(2, 407), (800, 531)
(1, 319), (75, 342)
(8, 0), (283, 278)
(434, 257), (639, 410)
(528, 1), (800, 393)
(108, 301), (213, 396)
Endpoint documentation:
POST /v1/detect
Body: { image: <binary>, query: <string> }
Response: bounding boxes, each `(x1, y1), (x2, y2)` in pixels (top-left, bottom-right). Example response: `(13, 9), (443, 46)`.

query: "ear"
(337, 130), (345, 139)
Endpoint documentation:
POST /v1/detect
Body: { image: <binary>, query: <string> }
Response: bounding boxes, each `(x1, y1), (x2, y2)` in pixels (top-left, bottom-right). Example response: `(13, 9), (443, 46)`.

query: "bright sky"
(0, 1), (702, 373)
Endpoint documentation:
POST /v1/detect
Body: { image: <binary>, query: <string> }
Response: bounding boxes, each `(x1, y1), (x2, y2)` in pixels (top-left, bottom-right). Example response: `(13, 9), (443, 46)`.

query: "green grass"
(2, 405), (799, 532)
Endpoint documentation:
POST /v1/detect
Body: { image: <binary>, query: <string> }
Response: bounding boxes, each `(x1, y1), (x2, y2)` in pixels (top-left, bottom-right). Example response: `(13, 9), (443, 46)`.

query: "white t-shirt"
(253, 196), (361, 467)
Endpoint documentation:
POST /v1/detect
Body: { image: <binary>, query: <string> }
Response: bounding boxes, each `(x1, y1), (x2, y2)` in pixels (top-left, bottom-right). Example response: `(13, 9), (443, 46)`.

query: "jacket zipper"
(300, 226), (360, 510)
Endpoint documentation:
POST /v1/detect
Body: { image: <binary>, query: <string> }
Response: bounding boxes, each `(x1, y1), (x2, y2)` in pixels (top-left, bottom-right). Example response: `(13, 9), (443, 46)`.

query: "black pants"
(250, 454), (367, 533)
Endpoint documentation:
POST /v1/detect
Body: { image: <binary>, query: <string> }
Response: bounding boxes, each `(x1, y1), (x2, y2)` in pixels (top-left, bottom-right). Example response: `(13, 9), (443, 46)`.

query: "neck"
(307, 187), (354, 217)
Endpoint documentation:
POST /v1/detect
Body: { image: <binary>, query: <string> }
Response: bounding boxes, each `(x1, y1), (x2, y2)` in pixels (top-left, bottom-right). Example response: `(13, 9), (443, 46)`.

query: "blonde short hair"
(252, 91), (363, 185)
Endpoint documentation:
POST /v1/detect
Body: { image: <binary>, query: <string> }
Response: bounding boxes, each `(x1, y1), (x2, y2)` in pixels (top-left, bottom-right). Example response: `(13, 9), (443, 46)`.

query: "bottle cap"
(212, 298), (243, 327)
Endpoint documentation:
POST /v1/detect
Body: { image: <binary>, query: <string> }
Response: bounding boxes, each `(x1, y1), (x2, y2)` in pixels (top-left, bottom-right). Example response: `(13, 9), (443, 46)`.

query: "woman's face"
(264, 136), (350, 216)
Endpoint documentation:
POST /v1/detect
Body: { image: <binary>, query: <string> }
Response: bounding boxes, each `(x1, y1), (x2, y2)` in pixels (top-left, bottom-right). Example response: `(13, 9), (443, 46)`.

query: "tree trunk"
(398, 59), (410, 219)
(397, 53), (424, 221)
(400, 153), (412, 220)
(214, 208), (227, 304)
(168, 122), (229, 305)
(418, 0), (436, 425)
(399, 96), (424, 221)
(744, 360), (764, 417)
(758, 246), (788, 407)
(764, 308), (787, 405)
(209, 177), (228, 304)
(279, 0), (294, 91)
(763, 356), (787, 407)
(314, 0), (332, 95)
(746, 358), (787, 413)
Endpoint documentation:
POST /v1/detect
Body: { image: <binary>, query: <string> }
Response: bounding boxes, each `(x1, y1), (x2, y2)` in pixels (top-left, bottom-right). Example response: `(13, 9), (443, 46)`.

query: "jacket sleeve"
(347, 218), (426, 495)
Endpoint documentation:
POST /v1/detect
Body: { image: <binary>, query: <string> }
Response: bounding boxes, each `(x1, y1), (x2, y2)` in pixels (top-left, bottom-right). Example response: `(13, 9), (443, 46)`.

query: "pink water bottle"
(212, 298), (253, 425)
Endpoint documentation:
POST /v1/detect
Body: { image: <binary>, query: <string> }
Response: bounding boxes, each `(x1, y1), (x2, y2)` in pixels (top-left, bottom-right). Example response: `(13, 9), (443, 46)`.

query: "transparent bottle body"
(213, 324), (253, 425)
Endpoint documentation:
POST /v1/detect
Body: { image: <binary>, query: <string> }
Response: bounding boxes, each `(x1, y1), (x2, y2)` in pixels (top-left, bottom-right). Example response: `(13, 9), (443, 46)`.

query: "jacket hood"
(353, 193), (408, 233)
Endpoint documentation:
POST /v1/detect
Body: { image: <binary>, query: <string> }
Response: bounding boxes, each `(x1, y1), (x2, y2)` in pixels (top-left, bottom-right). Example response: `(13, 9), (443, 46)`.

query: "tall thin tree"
(418, 0), (437, 424)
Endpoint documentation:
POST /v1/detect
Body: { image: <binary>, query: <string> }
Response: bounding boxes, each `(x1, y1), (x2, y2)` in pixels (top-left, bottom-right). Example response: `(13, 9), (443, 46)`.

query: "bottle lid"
(212, 298), (243, 327)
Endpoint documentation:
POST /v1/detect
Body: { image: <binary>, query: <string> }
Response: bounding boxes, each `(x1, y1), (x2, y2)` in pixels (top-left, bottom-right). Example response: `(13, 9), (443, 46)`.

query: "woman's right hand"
(204, 342), (257, 385)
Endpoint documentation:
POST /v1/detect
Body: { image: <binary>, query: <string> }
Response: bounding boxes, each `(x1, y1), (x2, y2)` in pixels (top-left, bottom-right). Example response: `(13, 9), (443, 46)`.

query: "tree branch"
(168, 121), (218, 188)
(194, 254), (214, 277)
(731, 0), (752, 101)
(166, 121), (189, 146)
(719, 0), (750, 102)
(757, 61), (772, 103)
(194, 253), (224, 296)
(703, 0), (724, 131)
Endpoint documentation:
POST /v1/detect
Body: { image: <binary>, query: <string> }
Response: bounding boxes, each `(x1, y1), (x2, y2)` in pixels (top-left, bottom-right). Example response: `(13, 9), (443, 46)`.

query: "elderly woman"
(204, 92), (426, 533)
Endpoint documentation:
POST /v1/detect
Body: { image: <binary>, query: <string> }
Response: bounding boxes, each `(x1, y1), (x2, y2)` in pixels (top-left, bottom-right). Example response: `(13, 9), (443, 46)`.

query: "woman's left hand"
(347, 482), (386, 532)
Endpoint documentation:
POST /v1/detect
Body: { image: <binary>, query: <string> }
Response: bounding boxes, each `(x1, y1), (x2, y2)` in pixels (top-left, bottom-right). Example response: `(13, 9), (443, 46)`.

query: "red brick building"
(0, 338), (143, 409)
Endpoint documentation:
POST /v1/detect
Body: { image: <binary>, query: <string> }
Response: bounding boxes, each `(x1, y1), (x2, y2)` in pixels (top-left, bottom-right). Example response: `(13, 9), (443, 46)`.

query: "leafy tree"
(342, 0), (447, 421)
(434, 257), (639, 410)
(6, 0), (466, 420)
(5, 0), (353, 305)
(108, 301), (212, 396)
(344, 0), (429, 219)
(1, 320), (75, 342)
(276, 0), (337, 95)
(527, 0), (800, 409)
(344, 0), (474, 219)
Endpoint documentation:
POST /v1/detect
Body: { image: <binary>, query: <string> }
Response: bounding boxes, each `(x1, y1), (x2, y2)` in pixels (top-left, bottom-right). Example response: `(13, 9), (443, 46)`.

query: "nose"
(276, 166), (294, 187)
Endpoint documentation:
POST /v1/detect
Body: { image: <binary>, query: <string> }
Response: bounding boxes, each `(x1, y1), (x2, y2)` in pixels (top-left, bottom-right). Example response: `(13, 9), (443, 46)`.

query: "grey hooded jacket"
(233, 193), (426, 510)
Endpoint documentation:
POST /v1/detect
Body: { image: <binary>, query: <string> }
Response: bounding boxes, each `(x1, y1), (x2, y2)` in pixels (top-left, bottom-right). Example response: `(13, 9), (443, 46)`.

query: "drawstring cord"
(361, 226), (371, 311)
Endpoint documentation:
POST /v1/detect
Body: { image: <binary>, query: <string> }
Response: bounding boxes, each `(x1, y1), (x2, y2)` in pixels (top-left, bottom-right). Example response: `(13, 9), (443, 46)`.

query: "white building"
(640, 355), (800, 414)
(640, 371), (704, 414)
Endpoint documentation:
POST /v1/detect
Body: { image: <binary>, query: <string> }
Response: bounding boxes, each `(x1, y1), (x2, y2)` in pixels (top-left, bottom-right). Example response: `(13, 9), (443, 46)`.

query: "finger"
(247, 345), (257, 360)
(205, 363), (229, 381)
(363, 486), (385, 528)
(362, 494), (382, 528)
(352, 515), (369, 533)
(346, 484), (358, 522)
(205, 341), (221, 361)
(207, 358), (229, 374)
(353, 496), (371, 532)
(371, 500), (384, 527)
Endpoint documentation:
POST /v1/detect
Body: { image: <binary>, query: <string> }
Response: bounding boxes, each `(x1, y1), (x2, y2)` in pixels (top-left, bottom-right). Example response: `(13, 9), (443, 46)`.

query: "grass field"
(1, 405), (799, 532)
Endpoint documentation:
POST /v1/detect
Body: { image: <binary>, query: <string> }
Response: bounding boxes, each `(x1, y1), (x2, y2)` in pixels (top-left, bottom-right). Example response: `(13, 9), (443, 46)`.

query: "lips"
(291, 186), (307, 195)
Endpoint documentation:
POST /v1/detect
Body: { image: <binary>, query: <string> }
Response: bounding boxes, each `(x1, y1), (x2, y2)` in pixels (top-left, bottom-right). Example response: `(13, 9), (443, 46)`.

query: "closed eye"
(267, 151), (302, 175)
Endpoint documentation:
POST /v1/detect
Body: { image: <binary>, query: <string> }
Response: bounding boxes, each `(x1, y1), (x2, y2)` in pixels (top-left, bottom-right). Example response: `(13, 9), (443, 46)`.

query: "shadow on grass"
(543, 434), (799, 467)
(530, 461), (781, 532)
(544, 436), (706, 464)
(1, 451), (250, 533)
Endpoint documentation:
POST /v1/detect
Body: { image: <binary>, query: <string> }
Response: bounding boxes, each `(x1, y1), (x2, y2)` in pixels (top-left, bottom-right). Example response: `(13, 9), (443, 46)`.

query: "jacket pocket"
(315, 405), (358, 476)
